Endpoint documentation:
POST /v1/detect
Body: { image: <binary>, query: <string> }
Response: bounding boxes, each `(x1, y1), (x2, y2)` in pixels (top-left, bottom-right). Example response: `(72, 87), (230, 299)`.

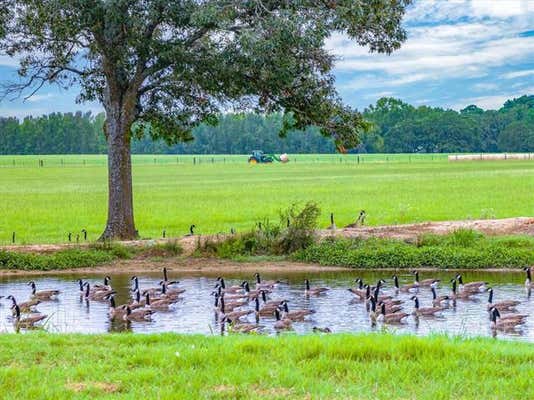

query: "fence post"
(193, 157), (196, 165)
(12, 232), (15, 244)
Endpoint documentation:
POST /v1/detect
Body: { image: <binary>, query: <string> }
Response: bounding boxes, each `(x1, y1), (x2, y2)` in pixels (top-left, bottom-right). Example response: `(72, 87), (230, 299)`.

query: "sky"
(0, 0), (533, 118)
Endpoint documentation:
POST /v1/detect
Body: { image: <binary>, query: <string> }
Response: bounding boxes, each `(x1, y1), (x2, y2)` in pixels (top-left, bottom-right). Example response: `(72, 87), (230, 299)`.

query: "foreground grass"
(0, 333), (532, 399)
(2, 154), (534, 244)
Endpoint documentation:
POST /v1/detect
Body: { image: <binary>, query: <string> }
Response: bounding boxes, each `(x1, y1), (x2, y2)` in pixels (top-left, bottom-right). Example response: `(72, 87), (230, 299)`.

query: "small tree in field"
(0, 0), (411, 240)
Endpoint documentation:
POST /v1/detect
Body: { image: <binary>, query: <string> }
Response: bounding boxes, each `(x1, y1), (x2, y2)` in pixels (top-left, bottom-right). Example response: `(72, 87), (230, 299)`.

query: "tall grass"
(0, 333), (532, 399)
(2, 155), (534, 244)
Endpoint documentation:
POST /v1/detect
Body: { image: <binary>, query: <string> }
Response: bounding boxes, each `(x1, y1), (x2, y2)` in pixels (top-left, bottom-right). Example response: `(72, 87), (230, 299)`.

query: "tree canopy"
(2, 96), (533, 155)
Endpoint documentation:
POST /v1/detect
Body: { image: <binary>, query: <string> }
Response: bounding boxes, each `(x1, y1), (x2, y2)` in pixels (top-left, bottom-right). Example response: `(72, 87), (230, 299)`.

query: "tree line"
(0, 95), (532, 155)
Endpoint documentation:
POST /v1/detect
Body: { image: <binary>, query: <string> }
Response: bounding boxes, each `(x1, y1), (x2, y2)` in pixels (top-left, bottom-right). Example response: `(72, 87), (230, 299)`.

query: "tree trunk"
(99, 111), (137, 241)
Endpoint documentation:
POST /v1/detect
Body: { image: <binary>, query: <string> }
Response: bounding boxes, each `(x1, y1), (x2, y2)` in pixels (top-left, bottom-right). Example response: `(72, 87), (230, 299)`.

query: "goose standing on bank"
(327, 213), (336, 230)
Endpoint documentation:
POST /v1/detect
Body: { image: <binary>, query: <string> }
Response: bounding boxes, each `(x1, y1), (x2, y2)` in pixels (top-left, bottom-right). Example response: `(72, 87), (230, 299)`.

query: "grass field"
(1, 154), (534, 244)
(0, 333), (532, 399)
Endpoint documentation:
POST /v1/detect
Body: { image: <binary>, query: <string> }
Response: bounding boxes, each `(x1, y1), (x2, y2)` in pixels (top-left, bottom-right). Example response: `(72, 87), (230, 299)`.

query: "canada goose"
(159, 281), (186, 296)
(367, 296), (379, 325)
(253, 273), (281, 289)
(371, 280), (393, 302)
(122, 306), (154, 322)
(392, 275), (400, 292)
(450, 279), (476, 301)
(345, 210), (366, 228)
(304, 279), (329, 295)
(412, 270), (439, 287)
(488, 307), (528, 324)
(107, 296), (127, 319)
(279, 300), (315, 321)
(5, 295), (40, 314)
(377, 302), (409, 324)
(312, 326), (332, 333)
(523, 267), (534, 289)
(348, 280), (369, 300)
(214, 284), (248, 301)
(11, 304), (47, 329)
(254, 296), (281, 317)
(131, 276), (161, 296)
(380, 302), (403, 314)
(273, 309), (293, 330)
(213, 292), (246, 311)
(455, 274), (487, 292)
(185, 224), (196, 236)
(28, 281), (60, 300)
(489, 307), (525, 331)
(83, 282), (113, 301)
(77, 279), (86, 294)
(222, 317), (261, 333)
(410, 296), (443, 317)
(216, 277), (243, 294)
(486, 288), (520, 311)
(327, 213), (336, 230)
(242, 281), (267, 299)
(219, 297), (254, 321)
(400, 275), (419, 293)
(144, 292), (176, 311)
(128, 290), (147, 309)
(94, 276), (112, 291)
(431, 286), (450, 307)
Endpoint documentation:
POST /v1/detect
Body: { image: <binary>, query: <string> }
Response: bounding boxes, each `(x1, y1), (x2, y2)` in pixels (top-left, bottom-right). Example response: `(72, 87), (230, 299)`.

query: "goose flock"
(1, 267), (533, 336)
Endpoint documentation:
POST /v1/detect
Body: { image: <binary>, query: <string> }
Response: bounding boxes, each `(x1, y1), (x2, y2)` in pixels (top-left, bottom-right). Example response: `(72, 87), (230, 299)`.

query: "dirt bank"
(326, 216), (534, 242)
(0, 257), (352, 277)
(2, 217), (534, 256)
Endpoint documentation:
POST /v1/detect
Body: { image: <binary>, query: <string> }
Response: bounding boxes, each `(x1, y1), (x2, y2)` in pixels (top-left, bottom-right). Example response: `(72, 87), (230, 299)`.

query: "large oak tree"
(0, 0), (410, 240)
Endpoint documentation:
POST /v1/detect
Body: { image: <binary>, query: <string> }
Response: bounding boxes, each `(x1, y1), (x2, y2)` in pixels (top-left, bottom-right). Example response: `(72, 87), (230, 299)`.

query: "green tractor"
(248, 150), (288, 164)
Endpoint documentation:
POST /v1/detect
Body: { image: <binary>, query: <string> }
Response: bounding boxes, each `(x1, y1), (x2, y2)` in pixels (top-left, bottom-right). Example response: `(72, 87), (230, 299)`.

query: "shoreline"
(0, 256), (528, 277)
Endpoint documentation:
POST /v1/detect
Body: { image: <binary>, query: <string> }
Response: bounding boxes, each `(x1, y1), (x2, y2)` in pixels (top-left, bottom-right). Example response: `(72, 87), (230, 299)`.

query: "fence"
(0, 153), (449, 168)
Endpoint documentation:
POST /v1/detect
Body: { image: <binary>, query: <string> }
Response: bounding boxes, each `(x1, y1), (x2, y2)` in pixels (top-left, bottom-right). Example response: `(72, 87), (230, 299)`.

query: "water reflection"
(0, 269), (532, 341)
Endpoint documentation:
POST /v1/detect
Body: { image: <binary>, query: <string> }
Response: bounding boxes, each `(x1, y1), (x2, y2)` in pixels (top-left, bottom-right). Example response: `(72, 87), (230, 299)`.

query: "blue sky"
(0, 0), (533, 118)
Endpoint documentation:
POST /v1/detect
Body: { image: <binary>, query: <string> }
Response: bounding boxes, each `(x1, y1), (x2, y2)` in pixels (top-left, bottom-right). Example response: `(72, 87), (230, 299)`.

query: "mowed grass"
(0, 333), (532, 399)
(1, 154), (534, 244)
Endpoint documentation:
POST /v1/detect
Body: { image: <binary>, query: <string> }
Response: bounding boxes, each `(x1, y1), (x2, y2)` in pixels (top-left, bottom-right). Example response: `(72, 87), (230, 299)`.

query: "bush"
(294, 232), (534, 269)
(197, 202), (321, 258)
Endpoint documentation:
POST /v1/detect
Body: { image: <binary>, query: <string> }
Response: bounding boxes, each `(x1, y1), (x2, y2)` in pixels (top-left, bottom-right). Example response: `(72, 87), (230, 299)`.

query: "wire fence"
(0, 153), (451, 168)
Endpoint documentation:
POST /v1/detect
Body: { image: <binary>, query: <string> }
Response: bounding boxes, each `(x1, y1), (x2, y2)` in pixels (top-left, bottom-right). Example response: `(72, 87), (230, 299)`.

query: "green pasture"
(1, 154), (533, 244)
(0, 333), (532, 399)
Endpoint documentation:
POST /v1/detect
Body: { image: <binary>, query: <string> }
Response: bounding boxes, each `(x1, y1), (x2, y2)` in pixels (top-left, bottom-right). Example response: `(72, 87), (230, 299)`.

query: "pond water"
(0, 269), (532, 340)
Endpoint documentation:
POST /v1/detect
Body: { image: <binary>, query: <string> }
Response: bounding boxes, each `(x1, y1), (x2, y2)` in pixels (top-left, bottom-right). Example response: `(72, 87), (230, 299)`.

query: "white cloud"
(472, 82), (499, 91)
(26, 93), (57, 103)
(451, 87), (534, 110)
(502, 69), (534, 79)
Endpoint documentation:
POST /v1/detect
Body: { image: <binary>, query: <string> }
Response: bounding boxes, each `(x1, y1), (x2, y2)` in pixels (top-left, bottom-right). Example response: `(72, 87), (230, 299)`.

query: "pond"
(0, 269), (532, 340)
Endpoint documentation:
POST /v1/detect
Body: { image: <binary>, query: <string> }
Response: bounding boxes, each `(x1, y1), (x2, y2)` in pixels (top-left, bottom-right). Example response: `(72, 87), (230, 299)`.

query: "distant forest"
(0, 95), (532, 154)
